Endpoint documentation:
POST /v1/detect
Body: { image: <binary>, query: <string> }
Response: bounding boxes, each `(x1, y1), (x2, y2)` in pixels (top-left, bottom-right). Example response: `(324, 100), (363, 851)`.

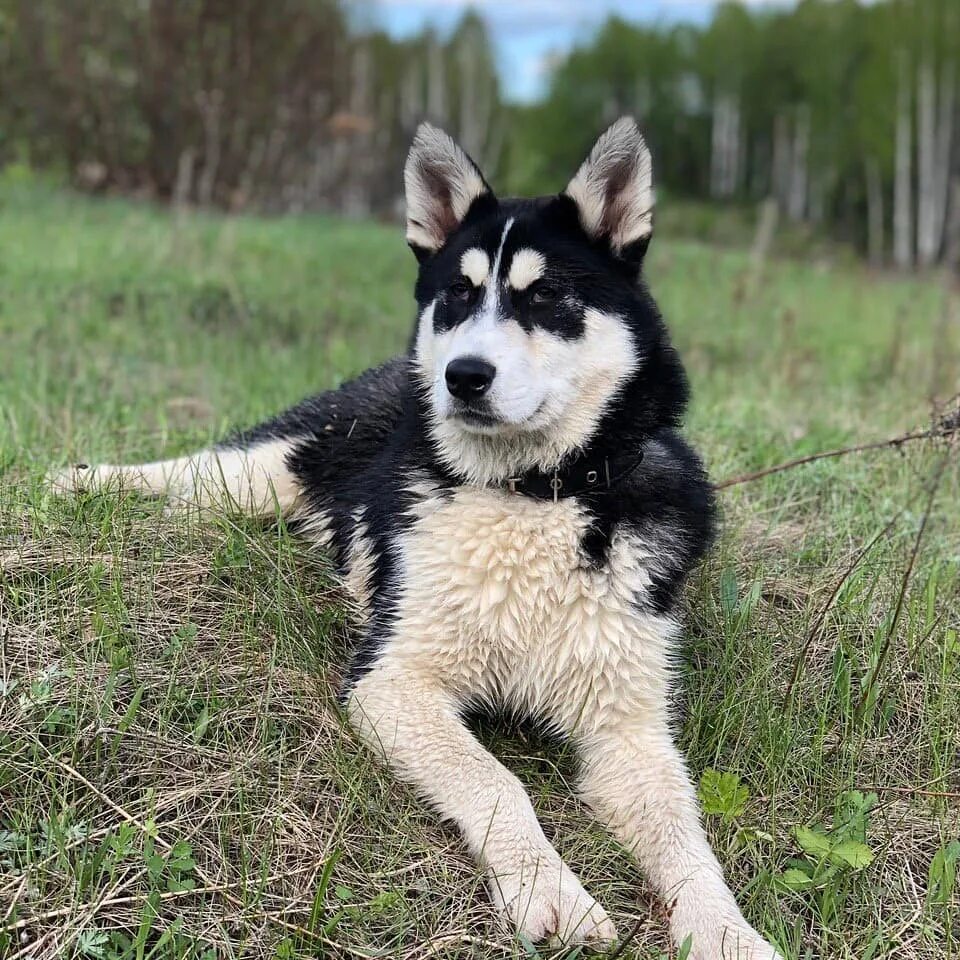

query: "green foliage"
(928, 840), (960, 906)
(145, 837), (197, 894)
(504, 0), (960, 263)
(0, 0), (505, 211)
(779, 792), (877, 926)
(77, 928), (111, 959)
(699, 769), (750, 823)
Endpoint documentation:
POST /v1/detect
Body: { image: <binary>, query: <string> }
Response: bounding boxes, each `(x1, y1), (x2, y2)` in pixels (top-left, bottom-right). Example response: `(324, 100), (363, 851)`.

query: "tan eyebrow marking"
(507, 248), (546, 291)
(460, 248), (490, 287)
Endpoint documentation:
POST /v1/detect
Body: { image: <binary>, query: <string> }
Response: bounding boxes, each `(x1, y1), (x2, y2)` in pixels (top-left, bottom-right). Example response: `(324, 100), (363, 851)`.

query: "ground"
(1, 177), (958, 960)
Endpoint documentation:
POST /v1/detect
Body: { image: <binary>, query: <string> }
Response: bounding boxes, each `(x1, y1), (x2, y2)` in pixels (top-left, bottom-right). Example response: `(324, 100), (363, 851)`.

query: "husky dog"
(50, 119), (782, 959)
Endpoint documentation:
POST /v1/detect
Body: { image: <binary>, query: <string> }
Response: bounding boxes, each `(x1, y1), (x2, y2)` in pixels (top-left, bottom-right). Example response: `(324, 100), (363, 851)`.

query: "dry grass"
(1, 182), (958, 959)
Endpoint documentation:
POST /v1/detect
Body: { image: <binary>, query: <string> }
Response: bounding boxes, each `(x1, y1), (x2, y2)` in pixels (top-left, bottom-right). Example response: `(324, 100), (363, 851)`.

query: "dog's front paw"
(489, 856), (617, 949)
(675, 916), (783, 960)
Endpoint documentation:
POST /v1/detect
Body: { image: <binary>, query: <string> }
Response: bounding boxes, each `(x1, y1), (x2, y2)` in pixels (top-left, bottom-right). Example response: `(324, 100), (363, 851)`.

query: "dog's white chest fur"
(368, 487), (677, 732)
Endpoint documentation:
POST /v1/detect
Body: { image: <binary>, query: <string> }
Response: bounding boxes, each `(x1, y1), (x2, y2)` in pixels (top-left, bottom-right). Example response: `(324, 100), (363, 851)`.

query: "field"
(1, 178), (958, 960)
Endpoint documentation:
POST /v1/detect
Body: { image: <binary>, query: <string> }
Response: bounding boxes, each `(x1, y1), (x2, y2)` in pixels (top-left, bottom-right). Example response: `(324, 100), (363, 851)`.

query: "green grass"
(1, 177), (958, 960)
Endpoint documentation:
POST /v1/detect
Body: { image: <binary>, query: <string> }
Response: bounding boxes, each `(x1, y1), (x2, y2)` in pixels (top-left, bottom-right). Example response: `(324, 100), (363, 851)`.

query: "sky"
(371, 0), (796, 102)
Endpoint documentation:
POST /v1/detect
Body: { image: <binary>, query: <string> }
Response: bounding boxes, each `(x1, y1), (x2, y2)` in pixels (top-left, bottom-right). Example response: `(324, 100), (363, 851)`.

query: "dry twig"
(715, 395), (959, 490)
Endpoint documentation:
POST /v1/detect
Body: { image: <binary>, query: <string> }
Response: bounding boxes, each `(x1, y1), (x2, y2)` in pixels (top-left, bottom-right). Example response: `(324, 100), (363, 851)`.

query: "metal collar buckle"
(549, 470), (562, 503)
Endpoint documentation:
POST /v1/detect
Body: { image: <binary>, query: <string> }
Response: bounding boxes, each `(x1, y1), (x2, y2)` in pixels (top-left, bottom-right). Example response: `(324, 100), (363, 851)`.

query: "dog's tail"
(46, 357), (411, 517)
(45, 437), (303, 518)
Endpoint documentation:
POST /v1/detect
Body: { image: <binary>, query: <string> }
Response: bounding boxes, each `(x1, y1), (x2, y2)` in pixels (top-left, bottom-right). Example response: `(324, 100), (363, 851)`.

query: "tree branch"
(715, 395), (959, 491)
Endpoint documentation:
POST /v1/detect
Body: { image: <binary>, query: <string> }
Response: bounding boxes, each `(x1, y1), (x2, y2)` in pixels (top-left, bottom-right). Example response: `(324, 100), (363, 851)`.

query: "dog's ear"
(404, 123), (493, 261)
(564, 117), (654, 267)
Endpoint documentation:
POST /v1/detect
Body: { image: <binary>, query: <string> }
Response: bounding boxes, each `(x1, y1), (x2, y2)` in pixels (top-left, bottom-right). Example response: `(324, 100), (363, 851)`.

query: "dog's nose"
(445, 356), (496, 400)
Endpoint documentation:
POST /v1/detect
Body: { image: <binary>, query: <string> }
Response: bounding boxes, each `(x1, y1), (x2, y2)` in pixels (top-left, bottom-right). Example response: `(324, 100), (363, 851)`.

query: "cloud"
(375, 0), (794, 14)
(374, 0), (803, 100)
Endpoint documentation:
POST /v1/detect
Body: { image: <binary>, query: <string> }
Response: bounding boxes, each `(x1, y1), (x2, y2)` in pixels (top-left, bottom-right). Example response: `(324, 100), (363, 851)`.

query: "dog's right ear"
(404, 123), (493, 262)
(564, 117), (654, 268)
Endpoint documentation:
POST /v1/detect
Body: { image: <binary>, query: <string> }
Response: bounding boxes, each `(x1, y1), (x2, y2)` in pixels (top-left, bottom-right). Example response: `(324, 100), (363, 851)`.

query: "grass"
(1, 175), (958, 960)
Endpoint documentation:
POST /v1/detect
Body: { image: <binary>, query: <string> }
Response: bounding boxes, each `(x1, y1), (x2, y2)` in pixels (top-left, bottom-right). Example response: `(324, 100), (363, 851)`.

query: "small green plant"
(0, 829), (25, 870)
(699, 769), (749, 823)
(38, 813), (89, 862)
(698, 769), (773, 853)
(162, 622), (198, 662)
(273, 939), (297, 960)
(77, 822), (140, 895)
(145, 836), (197, 893)
(77, 927), (110, 959)
(928, 839), (960, 906)
(780, 790), (877, 925)
(17, 664), (59, 710)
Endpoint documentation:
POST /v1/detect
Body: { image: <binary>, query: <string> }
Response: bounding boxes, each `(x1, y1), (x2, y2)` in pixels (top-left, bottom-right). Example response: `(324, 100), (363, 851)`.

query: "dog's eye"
(449, 278), (473, 301)
(531, 283), (559, 305)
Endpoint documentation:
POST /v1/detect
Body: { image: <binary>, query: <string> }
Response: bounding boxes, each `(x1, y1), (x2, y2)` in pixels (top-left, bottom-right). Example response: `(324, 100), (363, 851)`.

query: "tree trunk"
(932, 62), (956, 263)
(710, 94), (725, 199)
(894, 52), (914, 269)
(399, 61), (423, 132)
(865, 157), (885, 267)
(458, 38), (480, 158)
(772, 112), (790, 211)
(457, 34), (494, 166)
(710, 91), (741, 199)
(787, 103), (810, 222)
(945, 176), (960, 275)
(917, 59), (938, 266)
(173, 148), (195, 211)
(196, 90), (223, 208)
(343, 40), (373, 218)
(749, 197), (779, 290)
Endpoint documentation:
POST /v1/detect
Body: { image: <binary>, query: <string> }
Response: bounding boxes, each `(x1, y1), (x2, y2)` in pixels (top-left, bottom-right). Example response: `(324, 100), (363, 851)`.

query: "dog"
(49, 118), (783, 959)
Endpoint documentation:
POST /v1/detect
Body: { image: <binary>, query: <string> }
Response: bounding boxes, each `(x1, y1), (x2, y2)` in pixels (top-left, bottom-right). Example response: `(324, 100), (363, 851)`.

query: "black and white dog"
(51, 120), (782, 959)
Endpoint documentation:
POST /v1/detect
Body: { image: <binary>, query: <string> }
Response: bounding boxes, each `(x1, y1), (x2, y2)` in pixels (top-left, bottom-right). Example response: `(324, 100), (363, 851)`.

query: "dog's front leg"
(348, 662), (617, 948)
(578, 716), (783, 960)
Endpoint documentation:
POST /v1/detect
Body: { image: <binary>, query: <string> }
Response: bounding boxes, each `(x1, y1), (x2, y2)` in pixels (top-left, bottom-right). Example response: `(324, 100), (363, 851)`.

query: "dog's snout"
(445, 356), (496, 400)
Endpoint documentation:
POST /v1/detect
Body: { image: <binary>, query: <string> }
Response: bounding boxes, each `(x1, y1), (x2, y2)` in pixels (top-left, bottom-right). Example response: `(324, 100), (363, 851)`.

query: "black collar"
(501, 447), (645, 501)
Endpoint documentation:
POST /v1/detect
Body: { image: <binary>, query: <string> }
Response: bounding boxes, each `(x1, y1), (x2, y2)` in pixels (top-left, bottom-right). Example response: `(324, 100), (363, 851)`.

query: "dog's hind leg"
(46, 437), (303, 518)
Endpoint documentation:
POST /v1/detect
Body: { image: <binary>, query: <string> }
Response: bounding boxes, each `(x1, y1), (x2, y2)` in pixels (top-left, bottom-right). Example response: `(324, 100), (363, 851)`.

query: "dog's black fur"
(226, 191), (714, 691)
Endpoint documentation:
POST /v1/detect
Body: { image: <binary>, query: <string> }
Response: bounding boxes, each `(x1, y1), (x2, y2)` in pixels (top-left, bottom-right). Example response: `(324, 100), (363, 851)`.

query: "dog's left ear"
(404, 123), (493, 262)
(564, 117), (654, 268)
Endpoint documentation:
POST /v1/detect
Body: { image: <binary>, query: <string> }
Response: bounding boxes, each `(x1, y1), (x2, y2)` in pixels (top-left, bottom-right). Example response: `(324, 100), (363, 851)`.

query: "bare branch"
(715, 395), (959, 491)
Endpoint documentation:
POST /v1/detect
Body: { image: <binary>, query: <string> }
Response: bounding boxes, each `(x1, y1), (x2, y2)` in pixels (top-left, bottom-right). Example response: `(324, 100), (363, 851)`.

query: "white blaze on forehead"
(507, 248), (546, 291)
(460, 248), (490, 287)
(472, 217), (515, 325)
(490, 217), (515, 284)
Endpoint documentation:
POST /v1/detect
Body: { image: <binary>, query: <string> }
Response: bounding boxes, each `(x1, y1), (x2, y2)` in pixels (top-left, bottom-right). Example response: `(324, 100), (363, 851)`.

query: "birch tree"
(894, 51), (914, 268)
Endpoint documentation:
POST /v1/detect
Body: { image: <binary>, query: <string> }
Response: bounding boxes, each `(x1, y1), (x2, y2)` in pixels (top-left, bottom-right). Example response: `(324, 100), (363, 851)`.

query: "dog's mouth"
(452, 406), (501, 430)
(448, 399), (551, 436)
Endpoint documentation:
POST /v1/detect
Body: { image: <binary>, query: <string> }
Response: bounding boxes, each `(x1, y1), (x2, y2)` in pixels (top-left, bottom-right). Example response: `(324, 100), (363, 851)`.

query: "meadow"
(1, 178), (958, 959)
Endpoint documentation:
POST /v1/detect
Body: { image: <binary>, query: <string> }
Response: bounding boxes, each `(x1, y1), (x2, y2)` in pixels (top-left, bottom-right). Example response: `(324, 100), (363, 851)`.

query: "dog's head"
(406, 118), (685, 484)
